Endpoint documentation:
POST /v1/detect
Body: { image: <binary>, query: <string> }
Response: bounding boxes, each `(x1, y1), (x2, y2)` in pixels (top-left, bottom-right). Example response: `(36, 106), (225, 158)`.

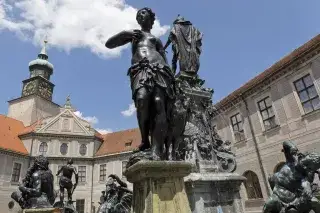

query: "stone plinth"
(185, 173), (246, 213)
(23, 208), (61, 213)
(124, 161), (193, 213)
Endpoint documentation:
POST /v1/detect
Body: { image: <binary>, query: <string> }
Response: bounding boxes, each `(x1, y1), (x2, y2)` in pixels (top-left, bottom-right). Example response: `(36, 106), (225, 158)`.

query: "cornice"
(19, 132), (101, 141)
(0, 148), (29, 158)
(8, 94), (60, 107)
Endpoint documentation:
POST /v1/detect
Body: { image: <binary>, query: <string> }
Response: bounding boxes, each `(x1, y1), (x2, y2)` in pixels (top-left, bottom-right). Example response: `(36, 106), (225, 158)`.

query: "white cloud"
(121, 102), (136, 117)
(0, 0), (169, 58)
(74, 110), (98, 125)
(96, 128), (113, 134)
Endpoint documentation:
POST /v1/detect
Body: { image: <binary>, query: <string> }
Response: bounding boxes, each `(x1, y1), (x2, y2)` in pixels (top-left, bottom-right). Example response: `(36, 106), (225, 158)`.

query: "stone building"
(0, 41), (140, 213)
(213, 34), (320, 213)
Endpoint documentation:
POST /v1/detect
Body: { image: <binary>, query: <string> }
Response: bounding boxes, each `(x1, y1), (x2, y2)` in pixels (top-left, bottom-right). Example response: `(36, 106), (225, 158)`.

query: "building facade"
(213, 34), (320, 212)
(0, 41), (140, 213)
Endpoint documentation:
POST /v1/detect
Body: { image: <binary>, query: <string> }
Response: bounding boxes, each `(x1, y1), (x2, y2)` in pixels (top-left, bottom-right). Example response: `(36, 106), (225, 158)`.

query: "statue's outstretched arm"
(108, 174), (127, 188)
(105, 30), (135, 49)
(164, 33), (173, 50)
(73, 167), (79, 185)
(56, 166), (63, 176)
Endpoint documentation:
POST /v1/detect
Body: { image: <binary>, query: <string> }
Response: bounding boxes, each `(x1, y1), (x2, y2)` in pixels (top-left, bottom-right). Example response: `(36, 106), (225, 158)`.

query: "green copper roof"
(28, 39), (54, 70)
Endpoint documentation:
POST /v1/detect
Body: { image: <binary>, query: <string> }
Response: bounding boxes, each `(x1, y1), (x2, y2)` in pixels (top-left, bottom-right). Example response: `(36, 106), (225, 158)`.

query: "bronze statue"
(105, 7), (175, 160)
(10, 155), (55, 209)
(164, 15), (203, 75)
(97, 174), (132, 213)
(264, 141), (320, 213)
(55, 159), (78, 206)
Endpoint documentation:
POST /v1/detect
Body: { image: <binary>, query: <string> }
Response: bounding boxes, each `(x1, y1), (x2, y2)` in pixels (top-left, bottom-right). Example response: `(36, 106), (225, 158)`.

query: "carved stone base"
(23, 208), (61, 213)
(124, 161), (193, 213)
(184, 173), (246, 213)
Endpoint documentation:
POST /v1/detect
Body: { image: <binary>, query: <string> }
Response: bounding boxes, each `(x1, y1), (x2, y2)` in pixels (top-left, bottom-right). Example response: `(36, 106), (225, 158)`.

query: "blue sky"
(0, 0), (320, 133)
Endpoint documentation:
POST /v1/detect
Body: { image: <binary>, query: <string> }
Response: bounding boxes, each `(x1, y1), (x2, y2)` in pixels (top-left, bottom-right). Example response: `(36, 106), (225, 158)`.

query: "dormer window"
(125, 140), (132, 147)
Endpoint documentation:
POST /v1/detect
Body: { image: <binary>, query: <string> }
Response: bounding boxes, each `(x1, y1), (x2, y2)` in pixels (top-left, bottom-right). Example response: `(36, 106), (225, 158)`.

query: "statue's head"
(282, 141), (299, 164)
(298, 152), (320, 173)
(34, 155), (49, 170)
(67, 158), (73, 165)
(105, 177), (117, 194)
(136, 7), (155, 30)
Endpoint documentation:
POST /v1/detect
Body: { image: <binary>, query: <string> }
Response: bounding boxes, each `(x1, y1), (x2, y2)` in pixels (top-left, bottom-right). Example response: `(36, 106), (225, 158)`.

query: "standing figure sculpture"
(105, 7), (175, 160)
(164, 14), (203, 75)
(56, 159), (78, 206)
(10, 155), (55, 209)
(97, 174), (132, 213)
(264, 141), (320, 213)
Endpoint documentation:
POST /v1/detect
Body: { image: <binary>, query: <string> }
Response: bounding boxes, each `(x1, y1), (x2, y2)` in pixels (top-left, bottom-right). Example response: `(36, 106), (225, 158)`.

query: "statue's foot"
(138, 141), (151, 151)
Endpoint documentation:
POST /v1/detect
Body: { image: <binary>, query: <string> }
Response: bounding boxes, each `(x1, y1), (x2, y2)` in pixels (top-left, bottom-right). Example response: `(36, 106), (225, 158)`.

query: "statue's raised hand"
(132, 30), (143, 42)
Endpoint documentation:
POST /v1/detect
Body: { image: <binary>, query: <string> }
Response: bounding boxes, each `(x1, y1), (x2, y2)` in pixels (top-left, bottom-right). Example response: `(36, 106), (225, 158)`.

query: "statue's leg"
(263, 194), (282, 213)
(151, 87), (168, 159)
(59, 186), (64, 203)
(311, 197), (320, 213)
(135, 87), (151, 151)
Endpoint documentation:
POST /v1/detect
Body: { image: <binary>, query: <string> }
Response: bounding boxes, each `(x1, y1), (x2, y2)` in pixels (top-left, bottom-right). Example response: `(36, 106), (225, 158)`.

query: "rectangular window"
(78, 166), (86, 183)
(11, 163), (21, 182)
(76, 199), (85, 213)
(122, 161), (127, 177)
(257, 96), (277, 130)
(99, 164), (106, 182)
(230, 113), (245, 142)
(294, 74), (320, 114)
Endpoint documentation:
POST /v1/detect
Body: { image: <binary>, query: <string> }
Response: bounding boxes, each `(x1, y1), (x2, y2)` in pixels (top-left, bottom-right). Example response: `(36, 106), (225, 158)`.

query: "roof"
(95, 128), (141, 156)
(0, 115), (28, 155)
(215, 34), (320, 109)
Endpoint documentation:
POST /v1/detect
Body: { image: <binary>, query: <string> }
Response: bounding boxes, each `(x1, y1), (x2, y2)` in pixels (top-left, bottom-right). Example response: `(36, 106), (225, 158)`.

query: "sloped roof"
(95, 128), (141, 156)
(215, 34), (320, 109)
(0, 115), (28, 155)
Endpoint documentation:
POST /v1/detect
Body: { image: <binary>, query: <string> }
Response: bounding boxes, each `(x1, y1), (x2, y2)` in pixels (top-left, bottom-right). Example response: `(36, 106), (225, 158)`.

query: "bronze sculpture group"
(106, 7), (235, 172)
(264, 141), (320, 213)
(12, 6), (320, 213)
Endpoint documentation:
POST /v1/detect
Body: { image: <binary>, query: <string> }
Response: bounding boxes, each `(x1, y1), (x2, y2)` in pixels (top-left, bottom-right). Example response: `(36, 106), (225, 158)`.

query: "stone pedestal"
(23, 208), (61, 213)
(185, 173), (246, 213)
(124, 161), (193, 213)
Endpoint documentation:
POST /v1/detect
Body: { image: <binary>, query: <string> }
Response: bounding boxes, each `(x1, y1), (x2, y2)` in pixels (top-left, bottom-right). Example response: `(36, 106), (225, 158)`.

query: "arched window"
(39, 142), (48, 155)
(79, 144), (87, 156)
(274, 162), (285, 173)
(243, 171), (263, 199)
(60, 143), (68, 155)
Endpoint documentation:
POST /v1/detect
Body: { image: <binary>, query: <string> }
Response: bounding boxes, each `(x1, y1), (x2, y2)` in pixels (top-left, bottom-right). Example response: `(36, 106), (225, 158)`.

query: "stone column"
(185, 173), (246, 213)
(125, 161), (193, 213)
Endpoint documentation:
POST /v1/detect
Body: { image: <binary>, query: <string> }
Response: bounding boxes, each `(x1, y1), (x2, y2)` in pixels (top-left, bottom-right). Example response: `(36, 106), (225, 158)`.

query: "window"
(39, 142), (48, 155)
(79, 144), (87, 156)
(100, 164), (106, 182)
(243, 171), (263, 199)
(125, 140), (132, 147)
(122, 161), (127, 177)
(78, 166), (86, 183)
(76, 199), (85, 213)
(60, 143), (68, 155)
(230, 113), (245, 142)
(294, 74), (320, 114)
(257, 97), (277, 130)
(11, 163), (21, 182)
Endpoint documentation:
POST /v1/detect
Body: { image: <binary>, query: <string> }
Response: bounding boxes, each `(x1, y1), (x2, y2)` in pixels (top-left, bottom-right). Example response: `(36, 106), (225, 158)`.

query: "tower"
(7, 40), (60, 126)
